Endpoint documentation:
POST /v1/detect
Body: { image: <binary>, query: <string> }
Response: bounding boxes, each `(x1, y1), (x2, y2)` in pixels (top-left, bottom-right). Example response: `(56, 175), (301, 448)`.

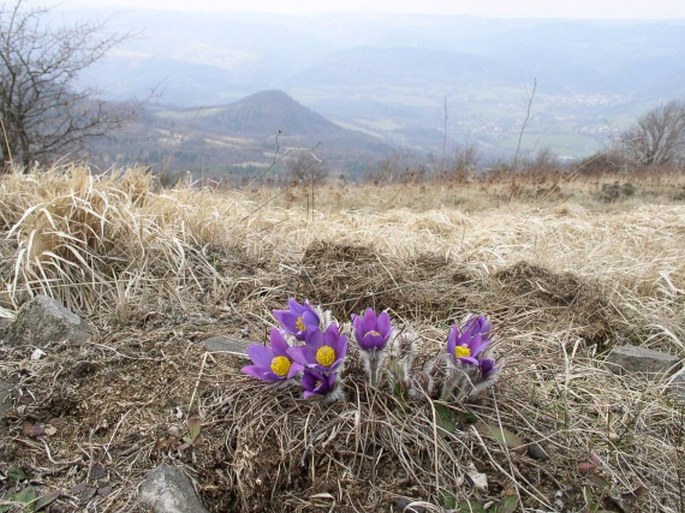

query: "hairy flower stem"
(363, 349), (385, 388)
(370, 363), (378, 388)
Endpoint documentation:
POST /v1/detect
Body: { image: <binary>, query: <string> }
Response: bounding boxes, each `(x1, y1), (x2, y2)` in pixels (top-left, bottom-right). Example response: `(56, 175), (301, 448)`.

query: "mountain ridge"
(70, 9), (685, 160)
(90, 89), (397, 175)
(185, 90), (350, 138)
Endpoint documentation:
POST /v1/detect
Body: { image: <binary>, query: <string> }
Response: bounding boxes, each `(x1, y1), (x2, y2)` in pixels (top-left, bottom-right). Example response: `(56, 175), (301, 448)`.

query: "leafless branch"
(513, 77), (537, 170)
(0, 0), (130, 169)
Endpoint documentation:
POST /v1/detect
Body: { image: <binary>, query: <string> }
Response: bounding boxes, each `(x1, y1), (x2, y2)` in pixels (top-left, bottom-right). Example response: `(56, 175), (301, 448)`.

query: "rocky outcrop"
(196, 335), (248, 354)
(4, 295), (94, 347)
(605, 344), (681, 375)
(605, 344), (683, 403)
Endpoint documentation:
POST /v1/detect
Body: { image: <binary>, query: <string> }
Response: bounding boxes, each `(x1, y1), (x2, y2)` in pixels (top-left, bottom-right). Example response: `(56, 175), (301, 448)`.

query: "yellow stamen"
(296, 316), (307, 332)
(315, 345), (336, 367)
(365, 330), (381, 337)
(454, 345), (471, 359)
(270, 356), (292, 377)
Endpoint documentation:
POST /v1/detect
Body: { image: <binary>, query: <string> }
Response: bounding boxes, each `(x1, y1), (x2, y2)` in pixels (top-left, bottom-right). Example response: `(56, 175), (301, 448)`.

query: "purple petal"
(351, 314), (363, 340)
(362, 308), (377, 331)
(459, 356), (480, 366)
(247, 344), (273, 368)
(301, 369), (336, 398)
(304, 328), (324, 348)
(469, 334), (489, 358)
(360, 332), (385, 350)
(464, 315), (491, 340)
(301, 310), (320, 329)
(327, 326), (347, 359)
(377, 311), (392, 335)
(301, 368), (317, 389)
(273, 310), (299, 333)
(287, 361), (304, 379)
(323, 323), (340, 345)
(478, 317), (492, 337)
(241, 365), (279, 382)
(270, 329), (290, 356)
(446, 326), (459, 355)
(287, 297), (305, 314)
(480, 358), (497, 379)
(287, 346), (308, 366)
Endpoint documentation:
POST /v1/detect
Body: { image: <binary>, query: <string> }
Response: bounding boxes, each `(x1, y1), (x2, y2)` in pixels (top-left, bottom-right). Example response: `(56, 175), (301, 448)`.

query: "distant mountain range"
(89, 90), (395, 175)
(64, 8), (685, 169)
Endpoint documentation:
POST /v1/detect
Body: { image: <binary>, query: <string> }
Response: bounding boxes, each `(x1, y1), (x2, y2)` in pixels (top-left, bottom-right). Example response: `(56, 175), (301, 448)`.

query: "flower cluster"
(242, 299), (346, 400)
(241, 298), (501, 402)
(441, 315), (500, 400)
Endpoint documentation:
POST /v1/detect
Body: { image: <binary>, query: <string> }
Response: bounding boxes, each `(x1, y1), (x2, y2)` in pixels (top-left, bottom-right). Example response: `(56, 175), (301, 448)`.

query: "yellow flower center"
(296, 316), (307, 332)
(270, 356), (292, 377)
(315, 345), (336, 367)
(365, 330), (381, 337)
(454, 345), (471, 358)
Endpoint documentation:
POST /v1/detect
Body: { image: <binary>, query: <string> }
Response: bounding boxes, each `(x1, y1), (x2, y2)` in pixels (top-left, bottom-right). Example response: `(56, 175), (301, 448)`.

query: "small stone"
(605, 345), (681, 376)
(139, 464), (210, 513)
(89, 463), (106, 480)
(4, 295), (94, 348)
(526, 443), (550, 461)
(196, 336), (249, 355)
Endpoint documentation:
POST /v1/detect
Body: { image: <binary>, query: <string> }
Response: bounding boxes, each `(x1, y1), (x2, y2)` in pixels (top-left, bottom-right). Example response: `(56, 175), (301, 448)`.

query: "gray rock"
(671, 370), (685, 404)
(197, 335), (249, 355)
(138, 464), (209, 513)
(4, 295), (94, 347)
(605, 344), (681, 376)
(0, 380), (12, 419)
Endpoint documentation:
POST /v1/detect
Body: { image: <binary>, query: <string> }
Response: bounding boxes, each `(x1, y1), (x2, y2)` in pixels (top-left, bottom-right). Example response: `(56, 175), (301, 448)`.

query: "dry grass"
(0, 165), (684, 512)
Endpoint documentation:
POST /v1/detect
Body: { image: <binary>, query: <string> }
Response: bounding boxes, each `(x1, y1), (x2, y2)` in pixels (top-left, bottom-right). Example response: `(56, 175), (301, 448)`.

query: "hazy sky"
(60, 0), (685, 19)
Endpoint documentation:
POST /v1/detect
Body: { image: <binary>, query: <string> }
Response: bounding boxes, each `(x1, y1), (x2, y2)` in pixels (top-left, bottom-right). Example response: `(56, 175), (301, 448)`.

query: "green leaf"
(582, 487), (596, 510)
(35, 492), (60, 511)
(458, 499), (486, 513)
(588, 474), (611, 489)
(442, 490), (457, 509)
(497, 495), (518, 513)
(183, 417), (202, 444)
(6, 467), (28, 483)
(455, 410), (479, 425)
(392, 381), (406, 401)
(435, 404), (457, 436)
(476, 423), (525, 451)
(4, 487), (39, 512)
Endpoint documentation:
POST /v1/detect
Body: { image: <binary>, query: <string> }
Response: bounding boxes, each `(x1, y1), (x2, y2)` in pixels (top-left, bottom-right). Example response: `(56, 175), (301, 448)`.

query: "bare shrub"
(0, 0), (129, 169)
(620, 100), (685, 167)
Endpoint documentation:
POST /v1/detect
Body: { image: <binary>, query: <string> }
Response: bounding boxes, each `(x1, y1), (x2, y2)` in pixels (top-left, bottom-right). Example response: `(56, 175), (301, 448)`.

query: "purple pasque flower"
(241, 328), (303, 382)
(462, 315), (492, 342)
(352, 308), (392, 352)
(446, 315), (492, 366)
(287, 323), (348, 373)
(272, 298), (320, 340)
(301, 369), (337, 399)
(479, 358), (498, 380)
